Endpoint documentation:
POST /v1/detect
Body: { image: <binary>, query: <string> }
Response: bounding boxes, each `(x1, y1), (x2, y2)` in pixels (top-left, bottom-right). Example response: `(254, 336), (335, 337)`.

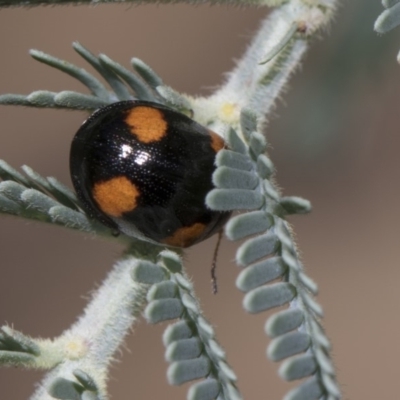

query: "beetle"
(70, 100), (230, 248)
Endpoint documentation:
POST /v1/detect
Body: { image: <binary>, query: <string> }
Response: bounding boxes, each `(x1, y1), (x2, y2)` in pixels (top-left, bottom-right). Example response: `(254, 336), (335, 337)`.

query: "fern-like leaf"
(0, 43), (190, 113)
(0, 160), (111, 236)
(132, 250), (242, 400)
(206, 110), (340, 400)
(375, 1), (400, 62)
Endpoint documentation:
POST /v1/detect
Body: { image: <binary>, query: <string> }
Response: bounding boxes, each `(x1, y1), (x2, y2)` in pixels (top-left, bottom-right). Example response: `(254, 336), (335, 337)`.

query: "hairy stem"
(0, 0), (284, 8)
(193, 0), (335, 132)
(29, 254), (153, 400)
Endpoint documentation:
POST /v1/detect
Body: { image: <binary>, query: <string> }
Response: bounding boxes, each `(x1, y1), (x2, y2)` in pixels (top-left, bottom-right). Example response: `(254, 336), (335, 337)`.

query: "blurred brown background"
(0, 2), (398, 399)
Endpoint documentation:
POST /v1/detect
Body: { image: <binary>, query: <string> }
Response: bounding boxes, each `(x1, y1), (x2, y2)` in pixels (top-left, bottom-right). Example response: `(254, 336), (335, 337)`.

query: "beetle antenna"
(211, 229), (223, 294)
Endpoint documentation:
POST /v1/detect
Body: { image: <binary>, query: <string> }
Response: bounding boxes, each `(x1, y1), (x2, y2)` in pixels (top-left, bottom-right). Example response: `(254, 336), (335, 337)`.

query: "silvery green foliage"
(0, 42), (168, 110)
(0, 1), (340, 399)
(375, 0), (400, 34)
(0, 160), (114, 235)
(133, 250), (241, 400)
(375, 0), (400, 61)
(0, 326), (40, 366)
(0, 256), (154, 400)
(206, 110), (340, 400)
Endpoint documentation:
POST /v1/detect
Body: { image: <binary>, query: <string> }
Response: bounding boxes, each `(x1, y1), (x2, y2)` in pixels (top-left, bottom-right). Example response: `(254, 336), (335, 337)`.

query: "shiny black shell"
(70, 100), (230, 247)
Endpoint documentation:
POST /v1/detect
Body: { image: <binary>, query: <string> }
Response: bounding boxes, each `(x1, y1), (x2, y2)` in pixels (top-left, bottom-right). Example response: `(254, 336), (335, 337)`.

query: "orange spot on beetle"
(163, 223), (207, 248)
(209, 131), (225, 153)
(125, 106), (168, 143)
(93, 176), (139, 217)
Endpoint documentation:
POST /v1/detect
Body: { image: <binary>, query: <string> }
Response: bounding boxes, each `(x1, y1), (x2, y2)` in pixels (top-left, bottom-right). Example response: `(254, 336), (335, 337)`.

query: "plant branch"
(0, 0), (341, 399)
(207, 110), (340, 399)
(192, 0), (336, 134)
(0, 0), (285, 7)
(28, 254), (155, 400)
